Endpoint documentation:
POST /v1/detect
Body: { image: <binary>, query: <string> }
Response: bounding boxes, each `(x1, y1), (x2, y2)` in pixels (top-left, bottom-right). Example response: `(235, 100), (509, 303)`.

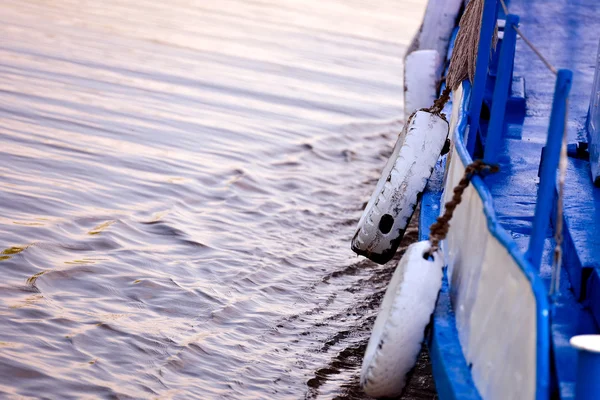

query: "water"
(0, 0), (429, 398)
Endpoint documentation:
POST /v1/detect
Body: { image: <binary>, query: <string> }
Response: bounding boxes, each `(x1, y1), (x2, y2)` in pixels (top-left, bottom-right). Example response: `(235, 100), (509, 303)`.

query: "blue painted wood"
(559, 199), (585, 299)
(428, 276), (482, 400)
(574, 345), (600, 400)
(587, 270), (600, 336)
(420, 149), (481, 400)
(587, 40), (600, 185)
(550, 290), (597, 400)
(420, 79), (551, 400)
(505, 75), (526, 135)
(484, 14), (519, 164)
(452, 82), (551, 400)
(467, 0), (498, 155)
(492, 0), (600, 395)
(418, 1), (600, 397)
(551, 156), (600, 300)
(421, 167), (482, 400)
(446, 27), (459, 62)
(420, 0), (600, 398)
(527, 69), (572, 270)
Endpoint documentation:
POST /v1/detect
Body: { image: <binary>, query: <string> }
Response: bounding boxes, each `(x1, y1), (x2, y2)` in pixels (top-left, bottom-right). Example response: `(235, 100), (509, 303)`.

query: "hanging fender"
(360, 241), (443, 398)
(404, 50), (443, 121)
(351, 110), (448, 264)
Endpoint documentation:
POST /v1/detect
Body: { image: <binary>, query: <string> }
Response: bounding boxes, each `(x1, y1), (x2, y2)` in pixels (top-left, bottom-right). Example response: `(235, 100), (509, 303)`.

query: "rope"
(427, 160), (499, 257)
(499, 0), (508, 14)
(499, 0), (557, 75)
(550, 100), (569, 296)
(425, 86), (452, 116)
(446, 0), (491, 91)
(513, 26), (557, 75)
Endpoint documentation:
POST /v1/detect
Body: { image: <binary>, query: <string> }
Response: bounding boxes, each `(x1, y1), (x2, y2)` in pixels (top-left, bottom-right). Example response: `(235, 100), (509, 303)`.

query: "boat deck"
(486, 0), (600, 397)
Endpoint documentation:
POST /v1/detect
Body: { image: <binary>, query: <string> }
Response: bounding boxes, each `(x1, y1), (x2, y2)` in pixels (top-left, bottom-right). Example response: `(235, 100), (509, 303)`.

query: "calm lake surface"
(0, 0), (428, 398)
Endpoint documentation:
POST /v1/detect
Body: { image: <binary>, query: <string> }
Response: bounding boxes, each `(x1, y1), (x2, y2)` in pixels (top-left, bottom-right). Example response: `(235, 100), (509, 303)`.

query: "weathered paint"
(360, 241), (443, 398)
(352, 111), (448, 264)
(420, 0), (600, 398)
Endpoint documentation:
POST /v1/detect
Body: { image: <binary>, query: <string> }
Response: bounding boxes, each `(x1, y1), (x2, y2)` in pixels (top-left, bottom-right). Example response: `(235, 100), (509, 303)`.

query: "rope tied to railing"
(426, 160), (499, 257)
(425, 86), (452, 116)
(446, 0), (557, 91)
(427, 0), (567, 282)
(498, 0), (557, 75)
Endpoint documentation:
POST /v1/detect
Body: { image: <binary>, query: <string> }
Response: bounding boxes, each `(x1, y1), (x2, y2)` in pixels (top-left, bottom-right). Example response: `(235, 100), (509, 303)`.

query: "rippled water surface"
(0, 0), (428, 398)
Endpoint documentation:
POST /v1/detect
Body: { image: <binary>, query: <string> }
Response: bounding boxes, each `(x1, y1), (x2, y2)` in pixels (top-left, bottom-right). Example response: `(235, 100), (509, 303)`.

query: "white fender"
(360, 241), (443, 398)
(414, 0), (463, 60)
(351, 110), (448, 264)
(404, 50), (443, 121)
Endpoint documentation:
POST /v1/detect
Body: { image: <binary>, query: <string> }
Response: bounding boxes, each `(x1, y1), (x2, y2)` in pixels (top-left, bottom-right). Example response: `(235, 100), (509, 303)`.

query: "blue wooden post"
(467, 0), (498, 155)
(484, 14), (519, 164)
(527, 69), (573, 269)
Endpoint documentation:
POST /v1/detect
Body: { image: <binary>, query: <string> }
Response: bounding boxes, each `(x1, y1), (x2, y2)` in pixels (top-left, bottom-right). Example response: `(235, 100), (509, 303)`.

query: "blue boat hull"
(417, 0), (600, 398)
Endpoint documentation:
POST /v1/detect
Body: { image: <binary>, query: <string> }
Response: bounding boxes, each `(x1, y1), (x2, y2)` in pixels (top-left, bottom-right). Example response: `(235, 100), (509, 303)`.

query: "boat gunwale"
(425, 79), (551, 399)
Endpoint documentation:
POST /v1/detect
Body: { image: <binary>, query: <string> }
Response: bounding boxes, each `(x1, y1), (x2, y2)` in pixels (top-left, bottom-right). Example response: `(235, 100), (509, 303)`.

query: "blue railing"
(450, 80), (551, 400)
(483, 13), (519, 164)
(462, 1), (576, 398)
(527, 70), (572, 269)
(466, 0), (498, 154)
(466, 0), (572, 272)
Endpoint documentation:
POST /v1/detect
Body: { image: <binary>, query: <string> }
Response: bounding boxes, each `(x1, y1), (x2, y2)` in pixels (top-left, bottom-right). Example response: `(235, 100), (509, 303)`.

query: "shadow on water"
(302, 217), (436, 400)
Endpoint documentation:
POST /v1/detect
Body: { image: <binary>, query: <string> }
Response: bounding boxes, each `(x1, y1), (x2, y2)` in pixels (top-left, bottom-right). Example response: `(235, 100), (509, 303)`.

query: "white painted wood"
(441, 145), (537, 400)
(360, 241), (443, 398)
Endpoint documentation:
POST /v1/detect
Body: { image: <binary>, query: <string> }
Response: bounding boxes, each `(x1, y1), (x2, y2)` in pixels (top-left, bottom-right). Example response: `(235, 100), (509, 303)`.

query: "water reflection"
(0, 0), (426, 398)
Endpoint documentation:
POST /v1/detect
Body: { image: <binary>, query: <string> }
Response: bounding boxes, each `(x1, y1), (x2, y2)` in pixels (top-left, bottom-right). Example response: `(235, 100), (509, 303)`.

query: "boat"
(359, 0), (600, 398)
(415, 0), (600, 398)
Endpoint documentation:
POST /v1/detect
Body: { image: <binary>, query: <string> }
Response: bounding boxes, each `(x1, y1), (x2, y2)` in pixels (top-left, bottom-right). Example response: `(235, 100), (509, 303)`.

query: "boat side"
(420, 0), (600, 398)
(420, 80), (550, 400)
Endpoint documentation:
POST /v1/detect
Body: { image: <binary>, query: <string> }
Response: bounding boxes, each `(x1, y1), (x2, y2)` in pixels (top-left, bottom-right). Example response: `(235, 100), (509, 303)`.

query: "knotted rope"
(419, 0), (566, 280)
(425, 86), (452, 116)
(426, 160), (499, 257)
(499, 0), (557, 76)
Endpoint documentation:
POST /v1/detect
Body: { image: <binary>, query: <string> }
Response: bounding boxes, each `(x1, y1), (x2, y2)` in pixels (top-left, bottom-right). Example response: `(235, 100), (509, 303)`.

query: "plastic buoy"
(404, 50), (443, 120)
(351, 111), (448, 264)
(360, 241), (443, 398)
